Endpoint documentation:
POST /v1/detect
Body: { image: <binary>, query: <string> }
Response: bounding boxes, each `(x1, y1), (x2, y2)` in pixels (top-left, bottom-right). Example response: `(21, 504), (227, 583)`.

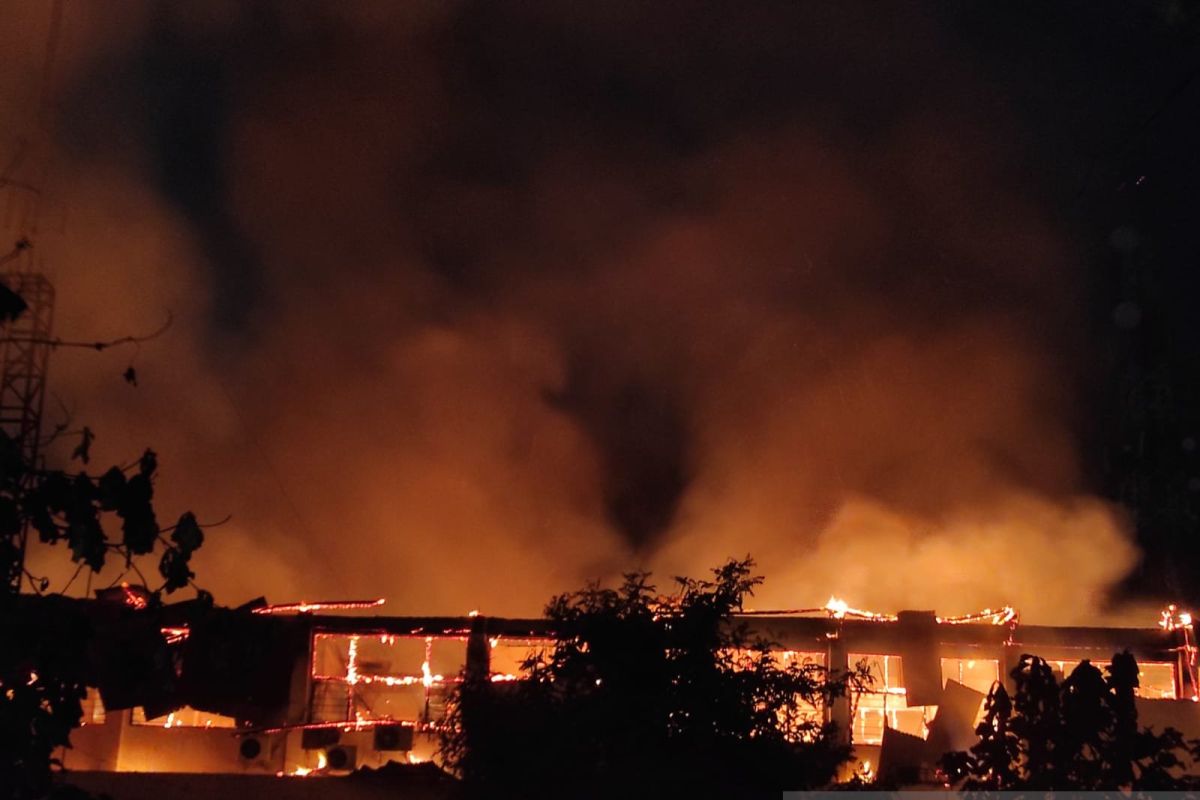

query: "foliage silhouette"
(440, 558), (859, 798)
(941, 651), (1197, 790)
(0, 272), (205, 800)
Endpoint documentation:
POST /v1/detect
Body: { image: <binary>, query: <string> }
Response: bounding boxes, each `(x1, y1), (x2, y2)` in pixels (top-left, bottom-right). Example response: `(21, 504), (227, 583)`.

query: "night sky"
(3, 1), (1199, 621)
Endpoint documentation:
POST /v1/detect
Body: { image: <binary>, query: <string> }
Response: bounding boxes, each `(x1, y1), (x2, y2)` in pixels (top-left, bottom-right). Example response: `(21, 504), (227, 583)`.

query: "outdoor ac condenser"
(324, 744), (357, 772)
(373, 723), (414, 752)
(236, 733), (279, 772)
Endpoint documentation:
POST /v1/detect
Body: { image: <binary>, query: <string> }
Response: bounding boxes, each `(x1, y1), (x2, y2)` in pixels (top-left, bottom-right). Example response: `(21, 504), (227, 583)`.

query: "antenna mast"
(1, 0), (63, 593)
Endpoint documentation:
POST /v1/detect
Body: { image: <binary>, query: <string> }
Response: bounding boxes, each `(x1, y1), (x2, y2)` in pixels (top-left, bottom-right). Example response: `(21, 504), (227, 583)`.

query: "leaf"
(158, 547), (194, 593)
(70, 472), (97, 505)
(119, 474), (157, 554)
(139, 449), (157, 478)
(67, 515), (106, 571)
(170, 511), (203, 554)
(121, 472), (153, 508)
(32, 506), (59, 543)
(38, 472), (73, 512)
(71, 427), (94, 464)
(121, 507), (158, 556)
(97, 467), (126, 511)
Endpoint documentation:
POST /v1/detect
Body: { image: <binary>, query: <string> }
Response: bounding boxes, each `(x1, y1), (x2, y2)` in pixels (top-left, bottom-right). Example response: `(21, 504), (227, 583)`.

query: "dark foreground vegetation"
(439, 559), (858, 798)
(942, 652), (1199, 790)
(0, 422), (206, 800)
(438, 559), (1200, 797)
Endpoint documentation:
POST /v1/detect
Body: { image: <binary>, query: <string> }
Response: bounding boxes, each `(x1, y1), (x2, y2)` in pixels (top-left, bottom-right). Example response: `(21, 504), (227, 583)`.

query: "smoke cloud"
(4, 2), (1145, 623)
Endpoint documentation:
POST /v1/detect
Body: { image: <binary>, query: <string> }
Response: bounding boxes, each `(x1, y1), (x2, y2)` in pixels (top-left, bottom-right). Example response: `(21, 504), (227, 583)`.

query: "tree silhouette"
(0, 271), (206, 800)
(941, 652), (1196, 790)
(440, 559), (859, 799)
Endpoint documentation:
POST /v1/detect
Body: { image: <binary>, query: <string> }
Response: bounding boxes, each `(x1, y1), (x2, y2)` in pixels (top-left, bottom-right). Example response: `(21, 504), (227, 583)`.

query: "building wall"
(56, 614), (1200, 780)
(59, 708), (286, 775)
(116, 716), (270, 774)
(61, 719), (121, 772)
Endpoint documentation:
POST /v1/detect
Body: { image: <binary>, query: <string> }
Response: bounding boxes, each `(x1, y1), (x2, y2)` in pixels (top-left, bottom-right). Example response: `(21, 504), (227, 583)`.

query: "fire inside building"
(50, 588), (1200, 786)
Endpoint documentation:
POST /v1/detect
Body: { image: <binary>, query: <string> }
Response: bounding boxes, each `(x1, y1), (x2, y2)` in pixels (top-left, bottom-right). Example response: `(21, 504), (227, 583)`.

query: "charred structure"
(49, 592), (1200, 783)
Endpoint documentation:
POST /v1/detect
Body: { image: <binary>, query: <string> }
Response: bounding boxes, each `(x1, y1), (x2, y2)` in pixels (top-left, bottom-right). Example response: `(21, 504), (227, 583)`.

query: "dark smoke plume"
(3, 2), (1146, 622)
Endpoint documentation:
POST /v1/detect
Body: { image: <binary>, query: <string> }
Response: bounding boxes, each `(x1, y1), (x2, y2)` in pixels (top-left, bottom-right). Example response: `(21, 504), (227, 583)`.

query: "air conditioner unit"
(373, 723), (414, 752)
(238, 736), (264, 761)
(237, 734), (277, 772)
(323, 745), (357, 772)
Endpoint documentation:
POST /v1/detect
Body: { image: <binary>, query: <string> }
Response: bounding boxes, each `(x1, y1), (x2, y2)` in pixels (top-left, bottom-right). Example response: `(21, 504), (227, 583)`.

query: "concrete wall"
(59, 710), (286, 775)
(115, 718), (281, 774)
(60, 720), (122, 772)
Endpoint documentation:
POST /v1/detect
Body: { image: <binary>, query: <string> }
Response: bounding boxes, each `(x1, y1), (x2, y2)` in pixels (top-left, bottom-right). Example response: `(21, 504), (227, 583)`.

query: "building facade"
(58, 600), (1200, 782)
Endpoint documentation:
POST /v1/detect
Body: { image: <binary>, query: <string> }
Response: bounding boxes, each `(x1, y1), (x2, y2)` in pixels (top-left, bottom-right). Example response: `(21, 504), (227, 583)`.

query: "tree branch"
(0, 311), (174, 351)
(59, 561), (86, 596)
(157, 513), (232, 537)
(0, 238), (32, 267)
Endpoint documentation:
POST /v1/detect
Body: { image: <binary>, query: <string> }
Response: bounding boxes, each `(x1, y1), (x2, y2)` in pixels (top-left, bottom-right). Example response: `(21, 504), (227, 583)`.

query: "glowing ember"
(346, 636), (360, 685)
(816, 597), (1017, 626)
(935, 606), (1018, 626)
(345, 635), (361, 721)
(1160, 604), (1195, 631)
(312, 632), (467, 690)
(1159, 605), (1200, 702)
(422, 637), (435, 688)
(252, 598), (385, 615)
(824, 596), (897, 622)
(258, 719), (404, 735)
(285, 751), (329, 777)
(160, 626), (190, 645)
(120, 582), (149, 610)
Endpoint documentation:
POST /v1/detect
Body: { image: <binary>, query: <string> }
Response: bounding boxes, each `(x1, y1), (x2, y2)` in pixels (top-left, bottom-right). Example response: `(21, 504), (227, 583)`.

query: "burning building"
(54, 592), (1200, 785)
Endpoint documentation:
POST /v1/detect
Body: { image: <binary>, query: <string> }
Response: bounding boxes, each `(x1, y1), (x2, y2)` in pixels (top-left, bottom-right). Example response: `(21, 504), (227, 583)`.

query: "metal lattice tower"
(0, 0), (65, 593)
(0, 268), (55, 592)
